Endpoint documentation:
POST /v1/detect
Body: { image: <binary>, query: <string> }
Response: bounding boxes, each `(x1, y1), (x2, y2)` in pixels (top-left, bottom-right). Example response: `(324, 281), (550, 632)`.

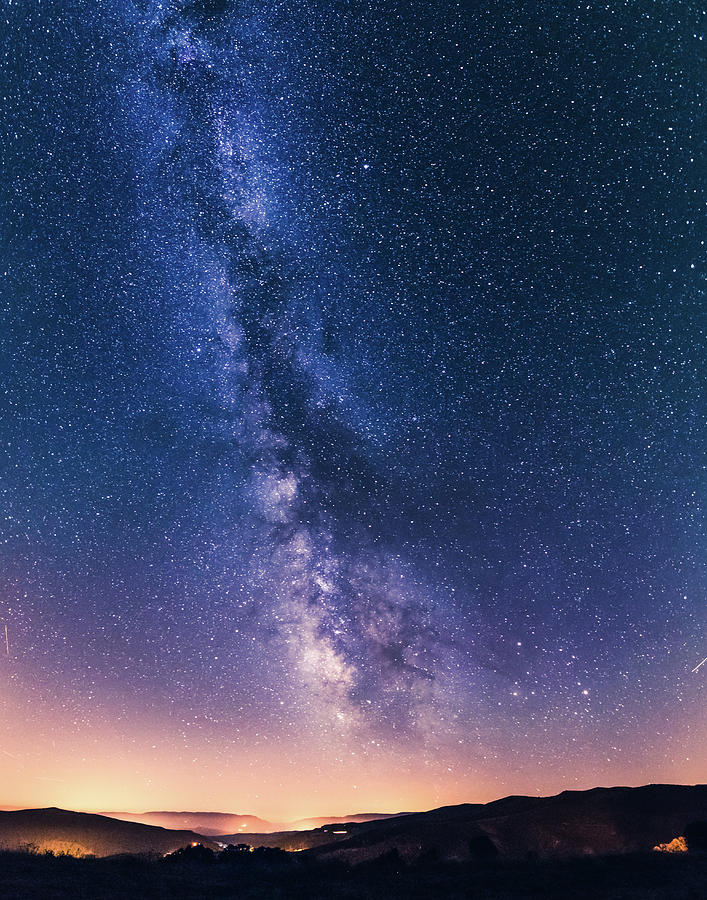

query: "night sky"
(0, 0), (704, 820)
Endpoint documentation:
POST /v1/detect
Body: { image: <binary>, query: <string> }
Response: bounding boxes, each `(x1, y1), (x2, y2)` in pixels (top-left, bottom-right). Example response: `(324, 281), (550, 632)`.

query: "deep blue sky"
(0, 1), (704, 817)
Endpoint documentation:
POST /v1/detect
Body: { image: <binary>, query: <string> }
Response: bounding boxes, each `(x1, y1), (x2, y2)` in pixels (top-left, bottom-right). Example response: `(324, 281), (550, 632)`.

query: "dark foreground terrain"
(0, 848), (705, 900)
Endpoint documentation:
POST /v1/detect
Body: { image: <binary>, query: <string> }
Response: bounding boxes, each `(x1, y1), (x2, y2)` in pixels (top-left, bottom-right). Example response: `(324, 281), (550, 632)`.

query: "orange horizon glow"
(3, 651), (704, 824)
(3, 766), (706, 825)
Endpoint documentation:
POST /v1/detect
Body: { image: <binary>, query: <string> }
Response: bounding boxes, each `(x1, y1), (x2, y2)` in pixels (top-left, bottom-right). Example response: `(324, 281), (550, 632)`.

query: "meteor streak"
(691, 657), (707, 673)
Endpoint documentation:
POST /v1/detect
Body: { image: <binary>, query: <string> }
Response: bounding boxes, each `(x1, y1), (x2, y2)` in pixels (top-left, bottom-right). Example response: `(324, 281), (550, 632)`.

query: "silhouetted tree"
(222, 842), (251, 854)
(219, 843), (252, 864)
(251, 846), (291, 865)
(164, 843), (215, 864)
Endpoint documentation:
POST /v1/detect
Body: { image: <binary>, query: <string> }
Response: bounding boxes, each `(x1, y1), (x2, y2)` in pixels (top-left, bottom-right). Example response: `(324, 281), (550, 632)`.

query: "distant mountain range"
(2, 785), (704, 861)
(100, 810), (276, 836)
(0, 807), (218, 857)
(99, 810), (399, 835)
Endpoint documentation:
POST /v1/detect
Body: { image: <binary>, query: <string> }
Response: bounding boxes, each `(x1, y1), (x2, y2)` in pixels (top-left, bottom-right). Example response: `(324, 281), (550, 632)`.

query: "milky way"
(0, 0), (704, 818)
(137, 0), (451, 738)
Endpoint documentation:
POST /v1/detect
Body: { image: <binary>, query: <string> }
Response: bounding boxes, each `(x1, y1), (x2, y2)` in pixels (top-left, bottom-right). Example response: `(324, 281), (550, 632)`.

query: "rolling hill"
(219, 785), (707, 861)
(5, 785), (705, 863)
(304, 784), (707, 861)
(0, 808), (218, 858)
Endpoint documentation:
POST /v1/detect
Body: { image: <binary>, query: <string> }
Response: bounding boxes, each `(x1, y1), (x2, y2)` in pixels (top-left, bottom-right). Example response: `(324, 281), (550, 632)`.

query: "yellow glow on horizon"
(1, 670), (705, 823)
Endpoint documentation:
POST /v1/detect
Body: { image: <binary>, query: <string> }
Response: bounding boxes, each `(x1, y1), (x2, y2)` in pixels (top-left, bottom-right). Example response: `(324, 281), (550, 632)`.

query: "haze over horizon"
(0, 0), (703, 824)
(3, 780), (706, 829)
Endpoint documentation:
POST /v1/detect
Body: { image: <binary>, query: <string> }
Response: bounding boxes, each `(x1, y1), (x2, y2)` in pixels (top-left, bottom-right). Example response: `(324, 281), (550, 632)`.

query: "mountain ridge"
(99, 809), (403, 835)
(0, 807), (219, 857)
(3, 785), (705, 861)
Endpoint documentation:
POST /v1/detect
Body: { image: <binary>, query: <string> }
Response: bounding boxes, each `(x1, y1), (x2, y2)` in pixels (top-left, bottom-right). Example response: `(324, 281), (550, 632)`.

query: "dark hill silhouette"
(310, 784), (707, 861)
(5, 785), (704, 862)
(222, 785), (707, 861)
(0, 808), (218, 857)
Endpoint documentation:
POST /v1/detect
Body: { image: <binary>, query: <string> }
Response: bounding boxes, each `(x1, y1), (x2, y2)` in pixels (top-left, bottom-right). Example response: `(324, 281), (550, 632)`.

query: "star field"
(0, 0), (704, 819)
